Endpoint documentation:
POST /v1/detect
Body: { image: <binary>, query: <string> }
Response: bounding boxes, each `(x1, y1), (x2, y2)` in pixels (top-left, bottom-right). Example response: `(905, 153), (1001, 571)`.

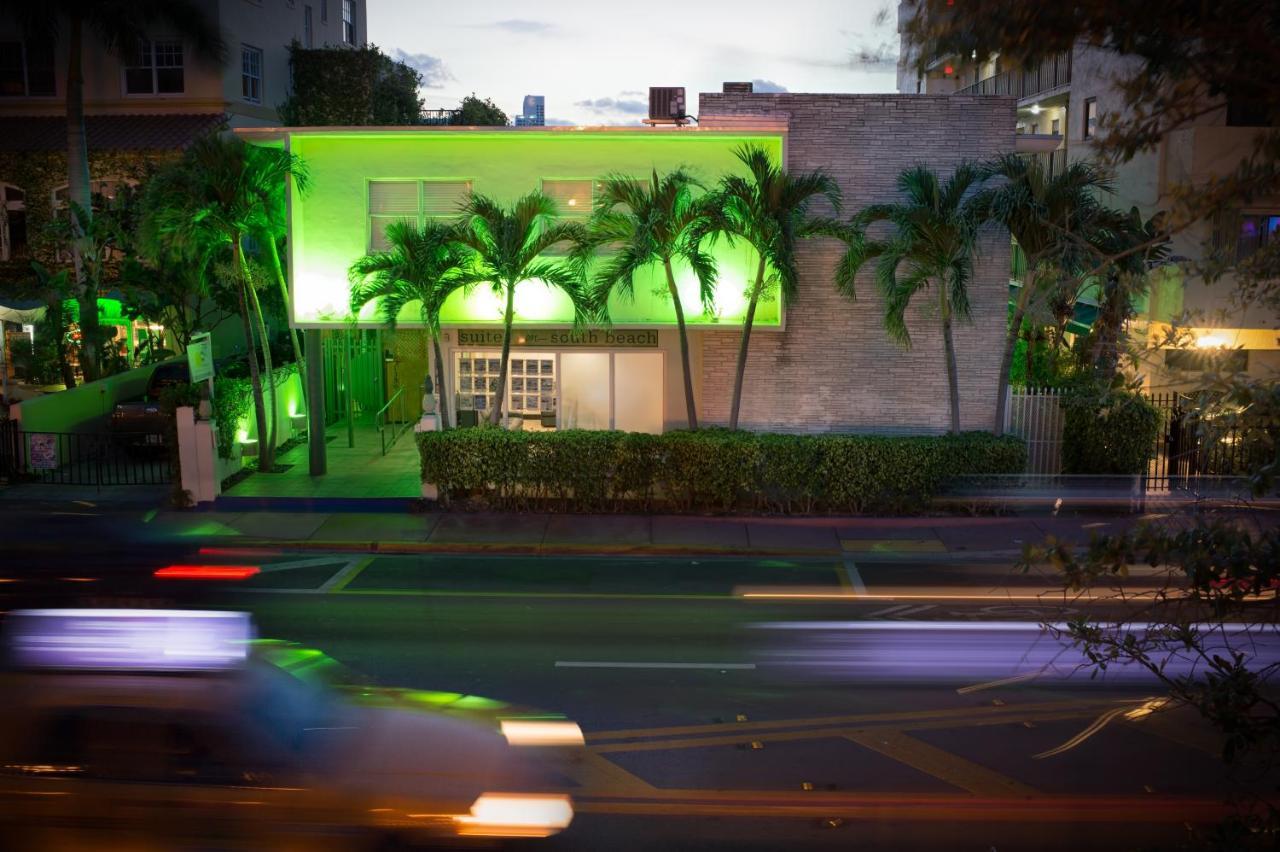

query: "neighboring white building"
(896, 2), (1280, 390)
(515, 95), (545, 127)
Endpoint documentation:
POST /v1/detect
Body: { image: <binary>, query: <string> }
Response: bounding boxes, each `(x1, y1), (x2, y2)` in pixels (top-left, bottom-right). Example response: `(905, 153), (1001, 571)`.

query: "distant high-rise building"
(515, 95), (545, 127)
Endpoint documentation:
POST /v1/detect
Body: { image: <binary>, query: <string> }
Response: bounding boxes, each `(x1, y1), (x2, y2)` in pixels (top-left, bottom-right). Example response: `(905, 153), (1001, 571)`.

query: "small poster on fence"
(28, 433), (57, 470)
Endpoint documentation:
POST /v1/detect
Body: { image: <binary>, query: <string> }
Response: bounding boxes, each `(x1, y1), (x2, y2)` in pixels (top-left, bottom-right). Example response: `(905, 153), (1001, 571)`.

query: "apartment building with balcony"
(0, 0), (367, 266)
(896, 2), (1280, 389)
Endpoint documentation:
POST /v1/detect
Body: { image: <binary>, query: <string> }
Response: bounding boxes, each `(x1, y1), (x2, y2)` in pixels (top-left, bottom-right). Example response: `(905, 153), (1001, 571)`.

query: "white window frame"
(122, 38), (185, 97)
(0, 183), (26, 261)
(241, 44), (263, 104)
(367, 179), (472, 252)
(0, 40), (56, 97)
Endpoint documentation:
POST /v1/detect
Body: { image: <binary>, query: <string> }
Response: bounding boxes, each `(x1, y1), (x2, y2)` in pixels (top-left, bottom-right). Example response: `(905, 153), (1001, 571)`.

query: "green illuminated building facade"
(241, 91), (1016, 458)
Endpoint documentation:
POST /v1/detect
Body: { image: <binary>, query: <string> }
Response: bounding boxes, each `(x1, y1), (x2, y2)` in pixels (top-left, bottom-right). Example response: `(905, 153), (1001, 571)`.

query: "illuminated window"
(124, 39), (184, 95)
(241, 45), (263, 103)
(1236, 214), (1280, 262)
(367, 179), (470, 251)
(1083, 97), (1097, 139)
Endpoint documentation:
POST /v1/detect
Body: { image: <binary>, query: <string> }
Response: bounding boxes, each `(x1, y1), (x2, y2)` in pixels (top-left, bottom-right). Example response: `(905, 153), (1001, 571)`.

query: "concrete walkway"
(142, 510), (1215, 560)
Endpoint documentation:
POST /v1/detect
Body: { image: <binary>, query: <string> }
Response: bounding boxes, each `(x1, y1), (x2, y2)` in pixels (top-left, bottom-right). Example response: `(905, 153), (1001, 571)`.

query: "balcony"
(956, 52), (1072, 101)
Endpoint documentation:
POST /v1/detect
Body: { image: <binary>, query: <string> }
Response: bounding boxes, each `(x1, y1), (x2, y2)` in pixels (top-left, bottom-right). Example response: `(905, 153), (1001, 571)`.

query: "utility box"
(646, 87), (687, 124)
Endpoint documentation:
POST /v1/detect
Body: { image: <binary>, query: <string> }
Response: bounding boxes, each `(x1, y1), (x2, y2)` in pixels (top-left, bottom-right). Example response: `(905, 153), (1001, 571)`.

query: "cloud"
(388, 49), (453, 88)
(751, 78), (788, 93)
(544, 117), (577, 126)
(480, 19), (556, 35)
(574, 97), (648, 115)
(619, 89), (645, 96)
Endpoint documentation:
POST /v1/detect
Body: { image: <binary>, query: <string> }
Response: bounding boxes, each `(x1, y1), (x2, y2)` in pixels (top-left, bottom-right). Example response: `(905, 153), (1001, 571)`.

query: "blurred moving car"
(0, 609), (579, 850)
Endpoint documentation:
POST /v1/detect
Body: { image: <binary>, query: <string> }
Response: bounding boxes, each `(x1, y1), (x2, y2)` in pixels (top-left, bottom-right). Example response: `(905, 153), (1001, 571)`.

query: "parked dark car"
(108, 361), (190, 442)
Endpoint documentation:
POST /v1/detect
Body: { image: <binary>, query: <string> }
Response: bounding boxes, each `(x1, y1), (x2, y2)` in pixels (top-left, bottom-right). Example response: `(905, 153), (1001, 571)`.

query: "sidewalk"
(143, 510), (1193, 561)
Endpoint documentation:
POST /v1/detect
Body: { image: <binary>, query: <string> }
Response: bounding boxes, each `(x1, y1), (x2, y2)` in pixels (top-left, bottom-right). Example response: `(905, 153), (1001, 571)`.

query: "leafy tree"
(21, 262), (76, 388)
(453, 192), (592, 425)
(9, 1), (223, 382)
(278, 43), (424, 126)
(147, 134), (309, 472)
(969, 153), (1112, 433)
(348, 219), (468, 429)
(454, 95), (509, 127)
(708, 145), (842, 430)
(578, 170), (718, 429)
(837, 164), (986, 435)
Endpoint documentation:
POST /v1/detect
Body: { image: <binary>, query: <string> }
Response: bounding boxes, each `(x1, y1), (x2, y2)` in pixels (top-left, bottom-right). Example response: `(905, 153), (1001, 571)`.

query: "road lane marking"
(956, 672), (1042, 694)
(844, 729), (1038, 796)
(320, 556), (374, 593)
(585, 698), (1132, 742)
(258, 556), (351, 573)
(842, 556), (868, 594)
(556, 661), (756, 670)
(841, 538), (947, 554)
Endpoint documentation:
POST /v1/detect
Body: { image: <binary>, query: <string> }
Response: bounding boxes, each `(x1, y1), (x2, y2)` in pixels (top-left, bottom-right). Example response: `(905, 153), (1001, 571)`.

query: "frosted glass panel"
(559, 353), (610, 430)
(613, 352), (663, 434)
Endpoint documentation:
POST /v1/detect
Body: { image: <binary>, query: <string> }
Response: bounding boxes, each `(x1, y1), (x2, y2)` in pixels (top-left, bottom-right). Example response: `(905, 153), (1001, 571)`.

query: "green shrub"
(1062, 388), (1161, 475)
(418, 428), (1026, 514)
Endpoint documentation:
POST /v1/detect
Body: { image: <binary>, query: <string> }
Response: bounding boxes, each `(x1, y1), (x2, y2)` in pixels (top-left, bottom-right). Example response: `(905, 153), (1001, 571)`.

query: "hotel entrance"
(449, 329), (665, 433)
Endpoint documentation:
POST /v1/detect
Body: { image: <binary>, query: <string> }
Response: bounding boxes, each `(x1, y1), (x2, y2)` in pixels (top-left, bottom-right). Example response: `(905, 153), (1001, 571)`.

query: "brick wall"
(697, 93), (1015, 433)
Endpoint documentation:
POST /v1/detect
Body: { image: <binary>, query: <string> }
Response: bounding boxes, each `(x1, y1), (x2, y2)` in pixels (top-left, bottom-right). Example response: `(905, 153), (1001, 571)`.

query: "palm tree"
(453, 192), (593, 425)
(971, 153), (1112, 434)
(837, 164), (987, 435)
(147, 134), (308, 471)
(709, 145), (842, 430)
(11, 2), (223, 382)
(579, 169), (717, 429)
(348, 220), (467, 429)
(1084, 207), (1170, 382)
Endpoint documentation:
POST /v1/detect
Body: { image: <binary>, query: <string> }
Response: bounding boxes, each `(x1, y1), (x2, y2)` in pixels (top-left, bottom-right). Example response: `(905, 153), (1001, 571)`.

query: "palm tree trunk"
(263, 234), (306, 409)
(994, 266), (1036, 436)
(431, 332), (450, 429)
(488, 282), (516, 426)
(941, 286), (961, 435)
(49, 300), (76, 389)
(234, 242), (270, 472)
(65, 15), (98, 383)
(239, 249), (276, 470)
(728, 255), (766, 431)
(663, 257), (698, 430)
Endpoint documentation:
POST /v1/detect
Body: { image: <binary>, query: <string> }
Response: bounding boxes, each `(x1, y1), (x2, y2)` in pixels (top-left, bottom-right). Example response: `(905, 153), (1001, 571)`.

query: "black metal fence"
(4, 428), (173, 486)
(1146, 392), (1267, 490)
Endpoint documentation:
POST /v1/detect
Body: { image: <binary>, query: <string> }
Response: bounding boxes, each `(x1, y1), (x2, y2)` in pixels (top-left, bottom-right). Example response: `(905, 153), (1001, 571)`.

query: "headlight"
(500, 719), (585, 747)
(452, 793), (574, 837)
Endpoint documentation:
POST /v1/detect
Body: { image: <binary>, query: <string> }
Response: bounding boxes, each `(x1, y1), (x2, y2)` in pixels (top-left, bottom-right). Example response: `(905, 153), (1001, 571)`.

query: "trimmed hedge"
(1062, 388), (1161, 475)
(418, 428), (1027, 514)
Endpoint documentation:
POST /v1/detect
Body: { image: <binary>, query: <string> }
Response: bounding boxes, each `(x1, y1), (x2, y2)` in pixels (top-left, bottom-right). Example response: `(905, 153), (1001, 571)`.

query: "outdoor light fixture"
(1030, 103), (1042, 115)
(1195, 333), (1230, 349)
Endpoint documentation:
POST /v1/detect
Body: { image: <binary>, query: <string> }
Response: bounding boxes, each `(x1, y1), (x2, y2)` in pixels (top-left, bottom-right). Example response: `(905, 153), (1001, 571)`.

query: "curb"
(218, 537), (1042, 563)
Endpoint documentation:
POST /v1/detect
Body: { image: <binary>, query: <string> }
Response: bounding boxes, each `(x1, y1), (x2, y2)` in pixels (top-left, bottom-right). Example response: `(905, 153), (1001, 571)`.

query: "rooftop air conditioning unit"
(647, 87), (688, 125)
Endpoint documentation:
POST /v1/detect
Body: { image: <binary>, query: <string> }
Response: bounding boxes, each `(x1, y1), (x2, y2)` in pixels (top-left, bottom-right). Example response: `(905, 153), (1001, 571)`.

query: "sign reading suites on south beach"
(455, 329), (659, 348)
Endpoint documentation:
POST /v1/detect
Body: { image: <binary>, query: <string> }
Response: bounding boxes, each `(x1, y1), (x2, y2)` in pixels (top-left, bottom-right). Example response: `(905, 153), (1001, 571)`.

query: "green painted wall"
(286, 130), (785, 329)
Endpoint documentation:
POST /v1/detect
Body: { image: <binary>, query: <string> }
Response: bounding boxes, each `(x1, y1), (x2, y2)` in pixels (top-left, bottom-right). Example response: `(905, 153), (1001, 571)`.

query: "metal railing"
(10, 429), (173, 486)
(957, 52), (1072, 100)
(420, 108), (461, 126)
(375, 387), (412, 456)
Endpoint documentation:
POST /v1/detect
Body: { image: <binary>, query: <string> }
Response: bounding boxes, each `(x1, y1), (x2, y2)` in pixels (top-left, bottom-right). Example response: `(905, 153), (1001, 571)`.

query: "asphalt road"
(1, 504), (1271, 851)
